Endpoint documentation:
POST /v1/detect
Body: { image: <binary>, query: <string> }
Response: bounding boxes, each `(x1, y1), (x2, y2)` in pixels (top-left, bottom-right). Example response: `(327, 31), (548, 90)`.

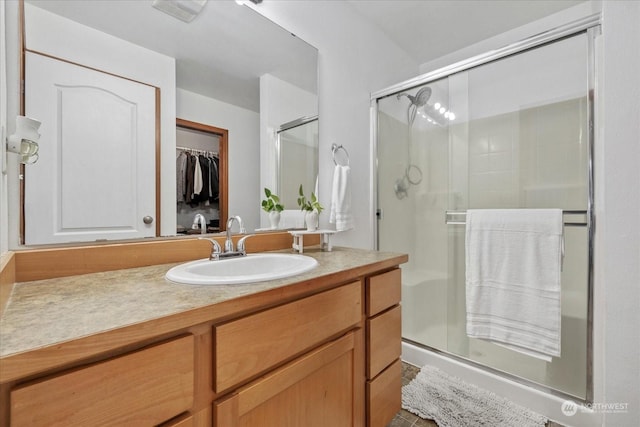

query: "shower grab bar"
(331, 143), (350, 167)
(445, 210), (588, 226)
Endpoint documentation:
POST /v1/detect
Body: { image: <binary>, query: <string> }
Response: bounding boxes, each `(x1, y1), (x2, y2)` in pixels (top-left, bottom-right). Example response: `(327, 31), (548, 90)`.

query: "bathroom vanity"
(0, 237), (406, 427)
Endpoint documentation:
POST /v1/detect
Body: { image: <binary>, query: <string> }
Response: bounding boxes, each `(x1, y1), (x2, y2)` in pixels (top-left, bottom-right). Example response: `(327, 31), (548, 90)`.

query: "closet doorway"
(176, 118), (228, 234)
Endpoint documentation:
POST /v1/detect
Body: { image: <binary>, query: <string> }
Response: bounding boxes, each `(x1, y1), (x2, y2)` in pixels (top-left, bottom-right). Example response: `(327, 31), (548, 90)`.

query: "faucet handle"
(237, 234), (254, 253)
(198, 237), (222, 260)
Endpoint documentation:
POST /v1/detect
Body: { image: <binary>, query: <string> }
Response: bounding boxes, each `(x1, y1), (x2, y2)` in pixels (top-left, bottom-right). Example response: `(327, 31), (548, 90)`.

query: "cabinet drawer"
(367, 305), (401, 379)
(366, 269), (401, 316)
(367, 358), (401, 427)
(215, 281), (362, 392)
(11, 335), (194, 426)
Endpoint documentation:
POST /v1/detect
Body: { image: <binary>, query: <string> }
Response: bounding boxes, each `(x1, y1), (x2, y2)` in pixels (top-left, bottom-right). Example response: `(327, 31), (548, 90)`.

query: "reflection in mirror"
(16, 0), (318, 246)
(277, 117), (319, 209)
(176, 119), (228, 235)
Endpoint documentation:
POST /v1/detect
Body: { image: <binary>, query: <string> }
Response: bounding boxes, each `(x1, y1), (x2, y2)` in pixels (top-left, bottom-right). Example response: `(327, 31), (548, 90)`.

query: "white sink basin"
(165, 253), (319, 285)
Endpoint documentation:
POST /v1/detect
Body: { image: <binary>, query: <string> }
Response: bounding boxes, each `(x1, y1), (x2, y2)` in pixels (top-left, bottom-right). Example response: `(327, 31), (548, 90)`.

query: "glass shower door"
(377, 75), (452, 351)
(376, 31), (591, 399)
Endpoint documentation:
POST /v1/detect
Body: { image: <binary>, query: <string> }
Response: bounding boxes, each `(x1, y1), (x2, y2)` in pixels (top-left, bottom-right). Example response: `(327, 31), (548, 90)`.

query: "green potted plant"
(261, 188), (284, 229)
(297, 184), (323, 231)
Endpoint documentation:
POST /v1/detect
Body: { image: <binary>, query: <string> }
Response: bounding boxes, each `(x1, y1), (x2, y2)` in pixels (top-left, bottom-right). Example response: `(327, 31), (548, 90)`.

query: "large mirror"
(17, 0), (318, 246)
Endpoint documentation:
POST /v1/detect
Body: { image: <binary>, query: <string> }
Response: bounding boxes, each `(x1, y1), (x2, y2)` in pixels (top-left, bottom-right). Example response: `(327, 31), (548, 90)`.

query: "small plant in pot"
(297, 184), (323, 231)
(261, 188), (284, 229)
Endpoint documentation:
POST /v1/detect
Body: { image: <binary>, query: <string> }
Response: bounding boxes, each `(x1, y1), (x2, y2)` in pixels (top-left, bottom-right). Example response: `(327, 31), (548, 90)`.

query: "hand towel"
(465, 209), (563, 361)
(329, 164), (354, 231)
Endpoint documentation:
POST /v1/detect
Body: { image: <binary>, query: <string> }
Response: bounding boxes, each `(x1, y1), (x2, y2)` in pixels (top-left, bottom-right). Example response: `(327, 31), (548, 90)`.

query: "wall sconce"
(6, 116), (41, 165)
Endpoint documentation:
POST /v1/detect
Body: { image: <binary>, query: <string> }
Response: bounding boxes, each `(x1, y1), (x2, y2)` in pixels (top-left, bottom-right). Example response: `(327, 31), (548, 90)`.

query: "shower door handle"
(376, 209), (384, 220)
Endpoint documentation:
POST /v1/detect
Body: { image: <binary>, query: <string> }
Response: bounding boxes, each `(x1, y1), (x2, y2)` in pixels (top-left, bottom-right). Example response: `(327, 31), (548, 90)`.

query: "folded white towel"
(465, 209), (563, 361)
(329, 165), (354, 231)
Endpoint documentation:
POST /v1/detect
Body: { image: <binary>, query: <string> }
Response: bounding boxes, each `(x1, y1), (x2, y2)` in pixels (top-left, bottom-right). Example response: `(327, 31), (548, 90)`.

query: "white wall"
(250, 0), (418, 248)
(598, 1), (640, 426)
(177, 88), (260, 231)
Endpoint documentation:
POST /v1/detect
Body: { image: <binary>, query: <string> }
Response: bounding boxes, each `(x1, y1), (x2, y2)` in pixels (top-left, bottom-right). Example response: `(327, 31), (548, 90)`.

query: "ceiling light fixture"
(151, 0), (208, 23)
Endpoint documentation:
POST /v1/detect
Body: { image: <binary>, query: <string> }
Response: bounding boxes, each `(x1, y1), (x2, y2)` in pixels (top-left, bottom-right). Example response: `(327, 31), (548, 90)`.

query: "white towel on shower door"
(465, 209), (563, 361)
(329, 165), (354, 231)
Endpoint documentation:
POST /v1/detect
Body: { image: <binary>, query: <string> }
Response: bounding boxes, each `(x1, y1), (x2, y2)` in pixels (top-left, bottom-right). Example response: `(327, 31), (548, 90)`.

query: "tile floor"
(386, 363), (438, 427)
(388, 362), (565, 427)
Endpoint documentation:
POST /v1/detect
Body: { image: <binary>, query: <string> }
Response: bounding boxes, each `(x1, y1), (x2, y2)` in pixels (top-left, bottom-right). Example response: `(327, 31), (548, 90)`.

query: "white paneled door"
(25, 52), (157, 244)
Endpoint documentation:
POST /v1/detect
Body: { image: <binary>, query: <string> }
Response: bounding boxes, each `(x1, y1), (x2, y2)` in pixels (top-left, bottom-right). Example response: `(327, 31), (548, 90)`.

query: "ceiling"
(346, 0), (586, 65)
(25, 0), (318, 112)
(25, 0), (586, 111)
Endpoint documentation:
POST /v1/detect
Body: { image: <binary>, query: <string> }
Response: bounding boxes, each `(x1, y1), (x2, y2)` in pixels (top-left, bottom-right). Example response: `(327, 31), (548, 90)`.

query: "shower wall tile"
(489, 151), (511, 171)
(467, 112), (520, 209)
(461, 97), (587, 211)
(519, 97), (588, 210)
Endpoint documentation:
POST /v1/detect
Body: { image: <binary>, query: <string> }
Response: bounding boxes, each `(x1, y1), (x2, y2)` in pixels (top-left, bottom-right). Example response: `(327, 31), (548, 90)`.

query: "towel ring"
(331, 143), (350, 166)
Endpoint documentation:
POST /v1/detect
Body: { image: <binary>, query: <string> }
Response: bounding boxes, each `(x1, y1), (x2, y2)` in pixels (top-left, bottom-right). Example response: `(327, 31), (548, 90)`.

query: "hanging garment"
(210, 155), (219, 202)
(176, 150), (188, 203)
(196, 155), (210, 204)
(193, 154), (203, 198)
(185, 153), (196, 205)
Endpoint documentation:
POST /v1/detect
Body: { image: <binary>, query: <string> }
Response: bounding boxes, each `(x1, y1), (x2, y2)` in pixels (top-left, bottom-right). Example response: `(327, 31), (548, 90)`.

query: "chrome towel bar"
(445, 210), (588, 227)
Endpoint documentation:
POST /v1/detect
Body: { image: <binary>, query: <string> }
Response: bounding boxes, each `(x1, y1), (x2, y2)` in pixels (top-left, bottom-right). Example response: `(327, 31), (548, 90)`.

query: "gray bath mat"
(402, 365), (547, 427)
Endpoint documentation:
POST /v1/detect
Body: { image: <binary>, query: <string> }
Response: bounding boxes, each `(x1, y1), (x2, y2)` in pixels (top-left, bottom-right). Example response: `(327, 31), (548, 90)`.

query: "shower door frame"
(370, 14), (600, 404)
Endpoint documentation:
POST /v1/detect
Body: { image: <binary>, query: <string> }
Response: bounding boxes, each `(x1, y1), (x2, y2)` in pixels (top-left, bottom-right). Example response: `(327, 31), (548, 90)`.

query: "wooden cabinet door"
(24, 51), (157, 244)
(214, 332), (357, 427)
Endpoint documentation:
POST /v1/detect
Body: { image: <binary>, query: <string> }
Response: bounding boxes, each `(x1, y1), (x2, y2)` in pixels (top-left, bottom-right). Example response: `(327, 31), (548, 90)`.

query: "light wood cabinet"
(214, 281), (361, 393)
(367, 305), (402, 378)
(367, 359), (402, 427)
(158, 407), (214, 427)
(365, 268), (402, 427)
(4, 260), (405, 427)
(214, 332), (359, 427)
(366, 268), (401, 317)
(10, 335), (194, 426)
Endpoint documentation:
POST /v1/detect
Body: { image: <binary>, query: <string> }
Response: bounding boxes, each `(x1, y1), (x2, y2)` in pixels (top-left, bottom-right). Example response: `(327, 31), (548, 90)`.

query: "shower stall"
(373, 16), (598, 420)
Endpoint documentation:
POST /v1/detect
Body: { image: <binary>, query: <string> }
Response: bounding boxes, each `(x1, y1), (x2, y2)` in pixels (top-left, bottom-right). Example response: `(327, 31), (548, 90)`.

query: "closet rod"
(176, 146), (218, 155)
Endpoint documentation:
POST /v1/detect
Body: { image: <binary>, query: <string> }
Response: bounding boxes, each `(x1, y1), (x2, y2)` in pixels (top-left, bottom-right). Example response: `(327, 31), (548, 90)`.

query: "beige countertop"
(0, 247), (406, 361)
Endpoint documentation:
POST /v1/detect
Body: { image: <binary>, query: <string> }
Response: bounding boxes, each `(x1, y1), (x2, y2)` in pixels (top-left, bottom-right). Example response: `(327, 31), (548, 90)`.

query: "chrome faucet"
(192, 213), (207, 235)
(225, 215), (246, 252)
(199, 215), (252, 261)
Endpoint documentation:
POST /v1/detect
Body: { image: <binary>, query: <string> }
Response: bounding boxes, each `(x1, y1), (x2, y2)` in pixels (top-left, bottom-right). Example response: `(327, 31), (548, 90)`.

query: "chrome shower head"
(412, 86), (432, 107)
(396, 86), (432, 107)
